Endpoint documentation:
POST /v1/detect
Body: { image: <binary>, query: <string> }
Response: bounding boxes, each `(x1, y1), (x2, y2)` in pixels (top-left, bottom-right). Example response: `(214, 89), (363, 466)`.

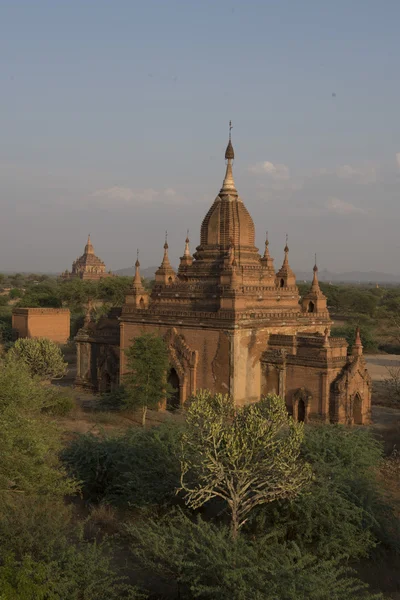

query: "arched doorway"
(353, 393), (363, 425)
(280, 278), (285, 288)
(167, 368), (180, 410)
(298, 398), (306, 422)
(308, 301), (315, 313)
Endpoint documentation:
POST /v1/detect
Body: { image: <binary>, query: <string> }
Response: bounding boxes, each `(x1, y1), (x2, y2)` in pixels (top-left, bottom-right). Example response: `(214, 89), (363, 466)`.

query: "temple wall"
(121, 322), (231, 399)
(231, 323), (329, 405)
(231, 327), (270, 405)
(284, 364), (343, 421)
(12, 308), (70, 344)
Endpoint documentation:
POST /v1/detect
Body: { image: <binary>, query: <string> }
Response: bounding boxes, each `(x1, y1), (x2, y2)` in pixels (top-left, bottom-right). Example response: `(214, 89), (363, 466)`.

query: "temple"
(75, 128), (371, 425)
(62, 235), (112, 280)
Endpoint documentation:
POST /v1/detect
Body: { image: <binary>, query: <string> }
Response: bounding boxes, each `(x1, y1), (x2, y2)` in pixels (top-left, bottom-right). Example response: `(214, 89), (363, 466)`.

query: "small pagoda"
(62, 235), (112, 280)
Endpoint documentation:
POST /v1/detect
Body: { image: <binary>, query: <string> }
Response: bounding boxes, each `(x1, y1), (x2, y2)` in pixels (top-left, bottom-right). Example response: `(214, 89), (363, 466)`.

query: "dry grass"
(84, 503), (121, 539)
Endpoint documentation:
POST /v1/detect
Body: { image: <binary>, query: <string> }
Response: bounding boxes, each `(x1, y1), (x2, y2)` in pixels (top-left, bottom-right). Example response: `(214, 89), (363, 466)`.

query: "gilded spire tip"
(225, 121), (235, 161)
(284, 234), (289, 252)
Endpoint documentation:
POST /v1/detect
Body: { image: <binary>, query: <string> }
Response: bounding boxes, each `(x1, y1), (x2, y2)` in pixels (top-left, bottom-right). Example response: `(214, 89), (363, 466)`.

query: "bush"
(7, 337), (68, 380)
(0, 532), (143, 600)
(62, 422), (183, 506)
(8, 288), (23, 300)
(98, 385), (129, 411)
(42, 386), (75, 416)
(0, 359), (76, 500)
(251, 425), (399, 560)
(126, 510), (383, 600)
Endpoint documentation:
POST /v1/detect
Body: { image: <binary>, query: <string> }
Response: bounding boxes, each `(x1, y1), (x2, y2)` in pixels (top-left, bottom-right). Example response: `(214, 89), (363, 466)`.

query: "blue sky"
(1, 0), (400, 273)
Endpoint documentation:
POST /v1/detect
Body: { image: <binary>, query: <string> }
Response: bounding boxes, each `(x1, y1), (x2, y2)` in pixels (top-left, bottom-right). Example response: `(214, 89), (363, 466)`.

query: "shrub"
(0, 359), (76, 500)
(126, 510), (383, 600)
(8, 288), (23, 300)
(42, 386), (75, 416)
(251, 425), (399, 560)
(62, 422), (183, 506)
(98, 385), (129, 411)
(7, 337), (67, 380)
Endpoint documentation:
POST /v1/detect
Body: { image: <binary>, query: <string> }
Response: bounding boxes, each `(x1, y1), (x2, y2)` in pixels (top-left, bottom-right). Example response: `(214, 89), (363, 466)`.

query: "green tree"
(330, 324), (377, 353)
(17, 281), (61, 308)
(0, 359), (75, 500)
(7, 338), (67, 380)
(253, 424), (395, 561)
(127, 510), (382, 600)
(97, 276), (132, 305)
(8, 288), (23, 300)
(62, 422), (182, 506)
(180, 392), (311, 538)
(123, 333), (173, 427)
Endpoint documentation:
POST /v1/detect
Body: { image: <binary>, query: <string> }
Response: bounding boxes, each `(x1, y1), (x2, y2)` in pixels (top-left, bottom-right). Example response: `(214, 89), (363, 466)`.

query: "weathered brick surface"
(12, 308), (70, 344)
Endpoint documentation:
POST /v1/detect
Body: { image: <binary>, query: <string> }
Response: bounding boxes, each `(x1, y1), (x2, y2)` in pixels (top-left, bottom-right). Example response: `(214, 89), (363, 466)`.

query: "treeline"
(0, 275), (154, 342)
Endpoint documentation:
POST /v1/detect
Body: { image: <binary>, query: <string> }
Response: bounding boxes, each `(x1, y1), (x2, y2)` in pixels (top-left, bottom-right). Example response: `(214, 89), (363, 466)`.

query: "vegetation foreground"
(0, 340), (399, 599)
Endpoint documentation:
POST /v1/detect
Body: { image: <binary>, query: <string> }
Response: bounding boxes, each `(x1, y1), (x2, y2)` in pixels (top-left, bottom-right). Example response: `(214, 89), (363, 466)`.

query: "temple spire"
(133, 249), (142, 288)
(85, 234), (94, 255)
(161, 231), (172, 268)
(311, 253), (320, 291)
(184, 230), (191, 257)
(221, 121), (237, 195)
(276, 234), (296, 287)
(179, 230), (193, 271)
(263, 231), (271, 259)
(283, 234), (289, 265)
(155, 231), (176, 284)
(352, 327), (363, 356)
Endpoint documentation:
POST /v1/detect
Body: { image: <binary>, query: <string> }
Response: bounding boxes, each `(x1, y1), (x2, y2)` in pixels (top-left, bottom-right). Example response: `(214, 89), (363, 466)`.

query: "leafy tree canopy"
(7, 338), (67, 380)
(123, 333), (173, 426)
(180, 392), (311, 538)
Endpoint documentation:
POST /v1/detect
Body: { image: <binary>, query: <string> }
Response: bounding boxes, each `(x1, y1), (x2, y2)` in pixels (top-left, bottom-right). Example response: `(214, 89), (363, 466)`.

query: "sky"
(1, 0), (400, 274)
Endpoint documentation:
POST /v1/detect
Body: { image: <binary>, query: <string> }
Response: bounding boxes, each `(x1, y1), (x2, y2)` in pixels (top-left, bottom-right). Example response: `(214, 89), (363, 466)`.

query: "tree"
(180, 392), (311, 538)
(123, 333), (173, 427)
(253, 424), (391, 562)
(0, 358), (75, 500)
(126, 510), (383, 600)
(330, 324), (377, 353)
(8, 288), (23, 300)
(7, 338), (67, 380)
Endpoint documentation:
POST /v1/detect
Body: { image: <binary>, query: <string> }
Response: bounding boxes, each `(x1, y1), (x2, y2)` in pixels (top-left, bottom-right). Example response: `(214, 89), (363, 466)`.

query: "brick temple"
(62, 235), (112, 281)
(75, 130), (371, 425)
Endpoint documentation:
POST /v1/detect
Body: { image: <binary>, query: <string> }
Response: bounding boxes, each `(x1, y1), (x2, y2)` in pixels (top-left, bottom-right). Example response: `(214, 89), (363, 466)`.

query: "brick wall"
(12, 308), (70, 344)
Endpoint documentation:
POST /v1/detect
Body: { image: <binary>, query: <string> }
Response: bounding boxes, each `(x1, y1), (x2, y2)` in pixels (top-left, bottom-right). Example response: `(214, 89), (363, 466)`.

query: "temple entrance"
(353, 393), (363, 425)
(102, 372), (112, 393)
(308, 301), (315, 313)
(298, 398), (306, 422)
(167, 368), (180, 410)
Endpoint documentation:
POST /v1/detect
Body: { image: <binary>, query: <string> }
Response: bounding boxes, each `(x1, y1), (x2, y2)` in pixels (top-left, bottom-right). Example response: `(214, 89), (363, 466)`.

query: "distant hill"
(295, 269), (400, 284)
(114, 266), (158, 279)
(114, 265), (400, 284)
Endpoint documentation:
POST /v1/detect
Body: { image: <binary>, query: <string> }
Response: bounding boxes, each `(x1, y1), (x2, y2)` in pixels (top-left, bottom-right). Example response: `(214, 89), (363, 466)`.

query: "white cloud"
(335, 164), (377, 184)
(248, 161), (290, 180)
(91, 186), (160, 203)
(325, 197), (365, 215)
(90, 186), (187, 205)
(396, 153), (400, 169)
